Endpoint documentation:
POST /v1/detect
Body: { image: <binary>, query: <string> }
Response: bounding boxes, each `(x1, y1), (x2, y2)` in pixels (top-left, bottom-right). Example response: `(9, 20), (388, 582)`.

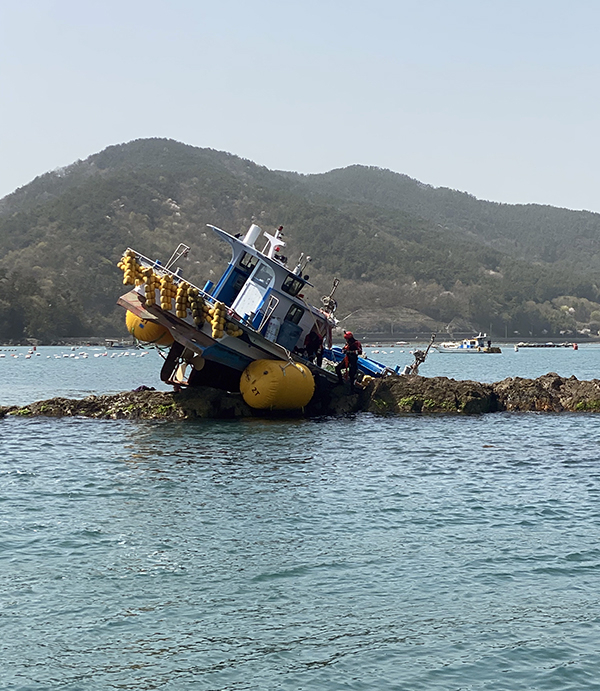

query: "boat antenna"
(293, 253), (305, 275)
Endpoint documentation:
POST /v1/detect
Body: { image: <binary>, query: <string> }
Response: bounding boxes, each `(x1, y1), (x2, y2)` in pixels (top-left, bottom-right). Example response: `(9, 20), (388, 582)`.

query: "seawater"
(2, 344), (600, 690)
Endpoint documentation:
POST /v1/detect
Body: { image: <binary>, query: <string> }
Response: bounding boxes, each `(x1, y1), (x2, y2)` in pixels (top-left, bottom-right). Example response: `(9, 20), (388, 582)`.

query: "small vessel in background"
(105, 338), (134, 349)
(434, 332), (501, 354)
(515, 341), (574, 348)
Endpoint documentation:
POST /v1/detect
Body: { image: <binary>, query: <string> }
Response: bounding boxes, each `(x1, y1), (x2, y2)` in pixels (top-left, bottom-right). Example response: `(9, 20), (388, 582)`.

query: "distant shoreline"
(2, 334), (599, 348)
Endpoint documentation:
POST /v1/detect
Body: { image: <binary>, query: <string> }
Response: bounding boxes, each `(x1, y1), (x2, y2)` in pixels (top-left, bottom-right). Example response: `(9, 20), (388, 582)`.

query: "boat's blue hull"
(323, 346), (399, 377)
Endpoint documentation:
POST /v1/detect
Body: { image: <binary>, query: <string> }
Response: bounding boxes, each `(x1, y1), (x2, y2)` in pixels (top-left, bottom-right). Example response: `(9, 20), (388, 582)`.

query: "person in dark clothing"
(304, 329), (324, 367)
(336, 331), (362, 387)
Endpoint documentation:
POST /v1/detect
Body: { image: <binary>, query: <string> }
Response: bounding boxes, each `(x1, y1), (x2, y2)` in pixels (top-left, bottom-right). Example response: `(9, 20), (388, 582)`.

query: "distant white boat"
(105, 339), (133, 349)
(434, 333), (501, 354)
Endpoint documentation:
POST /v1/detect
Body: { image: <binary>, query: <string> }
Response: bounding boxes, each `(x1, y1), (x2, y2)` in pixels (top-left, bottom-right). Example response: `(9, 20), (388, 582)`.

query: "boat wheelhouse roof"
(207, 223), (329, 321)
(209, 223), (312, 285)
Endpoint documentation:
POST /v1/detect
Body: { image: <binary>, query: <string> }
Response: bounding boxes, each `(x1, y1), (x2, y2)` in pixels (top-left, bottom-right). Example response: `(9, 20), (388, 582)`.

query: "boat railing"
(164, 243), (190, 271)
(127, 247), (222, 308)
(127, 247), (256, 331)
(257, 295), (280, 332)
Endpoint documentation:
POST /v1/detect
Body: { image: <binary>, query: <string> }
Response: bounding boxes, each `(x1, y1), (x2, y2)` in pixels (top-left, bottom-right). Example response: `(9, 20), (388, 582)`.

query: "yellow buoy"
(240, 359), (315, 410)
(125, 311), (174, 346)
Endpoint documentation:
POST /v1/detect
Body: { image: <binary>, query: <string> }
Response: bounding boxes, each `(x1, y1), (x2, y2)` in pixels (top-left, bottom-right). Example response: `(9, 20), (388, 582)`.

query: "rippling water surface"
(2, 345), (600, 689)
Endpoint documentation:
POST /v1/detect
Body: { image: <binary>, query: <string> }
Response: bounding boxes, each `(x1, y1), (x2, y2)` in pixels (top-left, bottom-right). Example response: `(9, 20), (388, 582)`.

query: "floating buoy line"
(118, 250), (243, 345)
(0, 348), (150, 360)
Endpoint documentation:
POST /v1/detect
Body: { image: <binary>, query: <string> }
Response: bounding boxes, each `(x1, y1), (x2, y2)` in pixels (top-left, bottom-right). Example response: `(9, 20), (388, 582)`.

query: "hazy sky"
(1, 0), (599, 211)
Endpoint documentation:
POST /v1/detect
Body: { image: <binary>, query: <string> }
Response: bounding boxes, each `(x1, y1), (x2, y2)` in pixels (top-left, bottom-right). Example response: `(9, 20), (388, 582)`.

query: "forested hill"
(288, 165), (600, 267)
(1, 137), (599, 343)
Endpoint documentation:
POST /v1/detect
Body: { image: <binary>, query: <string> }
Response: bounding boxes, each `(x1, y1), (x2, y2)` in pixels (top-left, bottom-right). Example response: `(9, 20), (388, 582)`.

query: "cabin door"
(232, 261), (275, 321)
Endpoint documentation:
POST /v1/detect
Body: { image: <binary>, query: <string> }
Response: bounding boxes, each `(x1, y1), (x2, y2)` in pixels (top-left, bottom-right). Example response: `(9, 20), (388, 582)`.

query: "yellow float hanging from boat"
(125, 311), (174, 346)
(240, 359), (315, 410)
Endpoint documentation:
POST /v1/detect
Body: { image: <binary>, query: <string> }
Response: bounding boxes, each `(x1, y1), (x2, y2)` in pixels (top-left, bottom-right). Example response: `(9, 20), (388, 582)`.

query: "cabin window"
(282, 275), (303, 297)
(252, 262), (274, 289)
(239, 252), (258, 272)
(284, 304), (304, 325)
(231, 272), (247, 293)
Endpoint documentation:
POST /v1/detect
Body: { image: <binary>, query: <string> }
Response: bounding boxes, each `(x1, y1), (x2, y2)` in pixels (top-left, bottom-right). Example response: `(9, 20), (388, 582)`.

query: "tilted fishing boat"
(116, 223), (402, 409)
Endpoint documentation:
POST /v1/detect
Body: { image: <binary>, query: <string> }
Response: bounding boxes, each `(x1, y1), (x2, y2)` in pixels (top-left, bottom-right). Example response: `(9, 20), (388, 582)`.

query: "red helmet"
(344, 331), (354, 339)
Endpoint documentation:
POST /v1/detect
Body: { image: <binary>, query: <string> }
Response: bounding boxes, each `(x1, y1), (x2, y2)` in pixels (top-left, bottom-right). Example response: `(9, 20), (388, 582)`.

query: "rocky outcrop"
(492, 372), (600, 412)
(363, 375), (496, 414)
(0, 388), (258, 421)
(3, 373), (600, 420)
(0, 384), (363, 420)
(1, 390), (189, 421)
(362, 372), (600, 414)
